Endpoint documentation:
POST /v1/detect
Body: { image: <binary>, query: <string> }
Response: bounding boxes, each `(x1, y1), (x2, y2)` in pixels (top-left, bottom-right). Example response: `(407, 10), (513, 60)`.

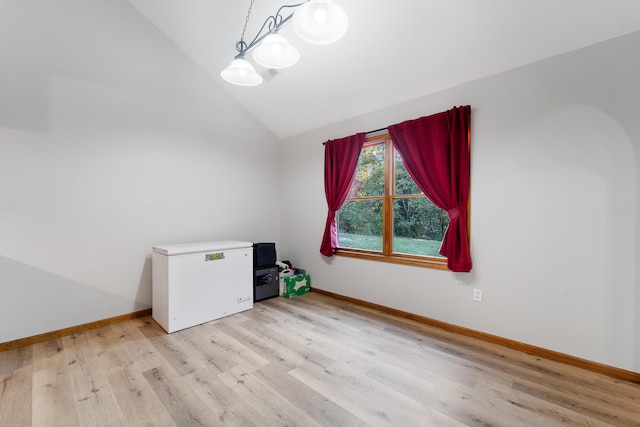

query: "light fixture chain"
(240, 0), (255, 43)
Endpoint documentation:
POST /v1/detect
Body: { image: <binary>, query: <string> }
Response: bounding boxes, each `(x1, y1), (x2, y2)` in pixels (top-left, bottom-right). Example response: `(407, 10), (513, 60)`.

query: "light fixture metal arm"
(234, 2), (306, 59)
(221, 0), (348, 86)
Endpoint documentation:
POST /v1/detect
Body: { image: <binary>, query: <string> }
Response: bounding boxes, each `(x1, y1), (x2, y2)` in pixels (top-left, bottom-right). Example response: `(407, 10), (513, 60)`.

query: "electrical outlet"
(237, 296), (250, 303)
(472, 288), (483, 302)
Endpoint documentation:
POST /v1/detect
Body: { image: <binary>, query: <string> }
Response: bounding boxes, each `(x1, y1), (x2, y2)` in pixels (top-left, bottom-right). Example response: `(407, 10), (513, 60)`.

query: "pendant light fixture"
(220, 0), (348, 86)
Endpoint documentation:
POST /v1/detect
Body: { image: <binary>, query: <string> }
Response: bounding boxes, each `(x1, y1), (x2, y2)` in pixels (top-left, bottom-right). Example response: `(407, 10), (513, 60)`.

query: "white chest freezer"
(152, 240), (253, 333)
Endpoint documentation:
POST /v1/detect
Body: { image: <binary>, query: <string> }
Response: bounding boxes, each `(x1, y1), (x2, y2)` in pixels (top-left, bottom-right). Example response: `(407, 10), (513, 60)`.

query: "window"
(336, 132), (450, 269)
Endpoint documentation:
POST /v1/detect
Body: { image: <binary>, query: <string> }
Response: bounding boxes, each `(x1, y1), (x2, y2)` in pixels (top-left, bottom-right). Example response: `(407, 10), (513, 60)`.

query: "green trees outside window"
(337, 134), (449, 259)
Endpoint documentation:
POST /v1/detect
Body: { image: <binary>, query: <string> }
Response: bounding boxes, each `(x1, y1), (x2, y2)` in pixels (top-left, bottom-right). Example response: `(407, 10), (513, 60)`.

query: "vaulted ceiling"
(126, 0), (640, 139)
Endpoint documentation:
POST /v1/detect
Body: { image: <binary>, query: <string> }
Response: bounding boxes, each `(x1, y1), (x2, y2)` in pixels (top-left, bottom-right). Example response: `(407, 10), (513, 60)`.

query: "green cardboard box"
(283, 274), (310, 298)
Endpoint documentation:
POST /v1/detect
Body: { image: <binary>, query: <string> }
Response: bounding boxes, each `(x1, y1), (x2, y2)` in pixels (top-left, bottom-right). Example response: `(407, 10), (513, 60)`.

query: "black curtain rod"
(322, 127), (388, 145)
(366, 127), (388, 135)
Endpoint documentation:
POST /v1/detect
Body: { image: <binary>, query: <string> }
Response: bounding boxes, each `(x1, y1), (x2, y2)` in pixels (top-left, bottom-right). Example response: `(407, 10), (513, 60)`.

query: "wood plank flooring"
(1, 292), (639, 426)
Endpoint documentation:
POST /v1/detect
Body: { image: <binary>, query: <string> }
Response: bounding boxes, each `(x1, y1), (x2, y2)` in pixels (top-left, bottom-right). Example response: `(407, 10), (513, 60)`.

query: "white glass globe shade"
(220, 58), (263, 86)
(252, 33), (300, 69)
(293, 0), (348, 45)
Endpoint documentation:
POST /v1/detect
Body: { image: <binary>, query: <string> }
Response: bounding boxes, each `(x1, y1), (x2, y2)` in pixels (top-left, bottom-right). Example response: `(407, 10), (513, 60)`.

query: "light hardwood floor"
(1, 292), (639, 426)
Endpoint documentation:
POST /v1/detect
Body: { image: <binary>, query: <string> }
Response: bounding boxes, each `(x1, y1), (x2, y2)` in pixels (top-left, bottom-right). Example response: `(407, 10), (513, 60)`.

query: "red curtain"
(320, 133), (365, 257)
(388, 106), (472, 272)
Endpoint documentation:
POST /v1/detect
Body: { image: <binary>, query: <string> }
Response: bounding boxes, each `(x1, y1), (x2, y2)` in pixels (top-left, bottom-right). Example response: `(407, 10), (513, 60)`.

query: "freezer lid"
(152, 240), (253, 256)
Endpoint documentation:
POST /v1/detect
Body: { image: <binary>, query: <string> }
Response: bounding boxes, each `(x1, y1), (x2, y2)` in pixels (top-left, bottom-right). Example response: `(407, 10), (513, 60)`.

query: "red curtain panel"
(320, 133), (365, 257)
(388, 106), (472, 272)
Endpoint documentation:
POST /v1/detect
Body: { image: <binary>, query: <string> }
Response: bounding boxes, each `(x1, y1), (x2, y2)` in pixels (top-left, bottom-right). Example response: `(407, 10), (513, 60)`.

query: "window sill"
(334, 248), (449, 270)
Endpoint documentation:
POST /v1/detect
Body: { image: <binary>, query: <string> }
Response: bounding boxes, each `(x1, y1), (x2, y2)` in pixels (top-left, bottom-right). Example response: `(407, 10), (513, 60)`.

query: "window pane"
(393, 197), (449, 257)
(395, 151), (422, 195)
(348, 144), (385, 198)
(338, 199), (383, 251)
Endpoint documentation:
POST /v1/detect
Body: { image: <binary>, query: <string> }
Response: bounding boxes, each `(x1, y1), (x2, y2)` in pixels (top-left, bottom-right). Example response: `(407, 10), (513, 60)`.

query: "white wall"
(0, 0), (281, 342)
(279, 31), (640, 372)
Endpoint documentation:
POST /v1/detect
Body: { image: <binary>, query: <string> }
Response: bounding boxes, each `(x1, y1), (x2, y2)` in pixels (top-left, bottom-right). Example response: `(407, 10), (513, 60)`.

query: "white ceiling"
(126, 0), (640, 139)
